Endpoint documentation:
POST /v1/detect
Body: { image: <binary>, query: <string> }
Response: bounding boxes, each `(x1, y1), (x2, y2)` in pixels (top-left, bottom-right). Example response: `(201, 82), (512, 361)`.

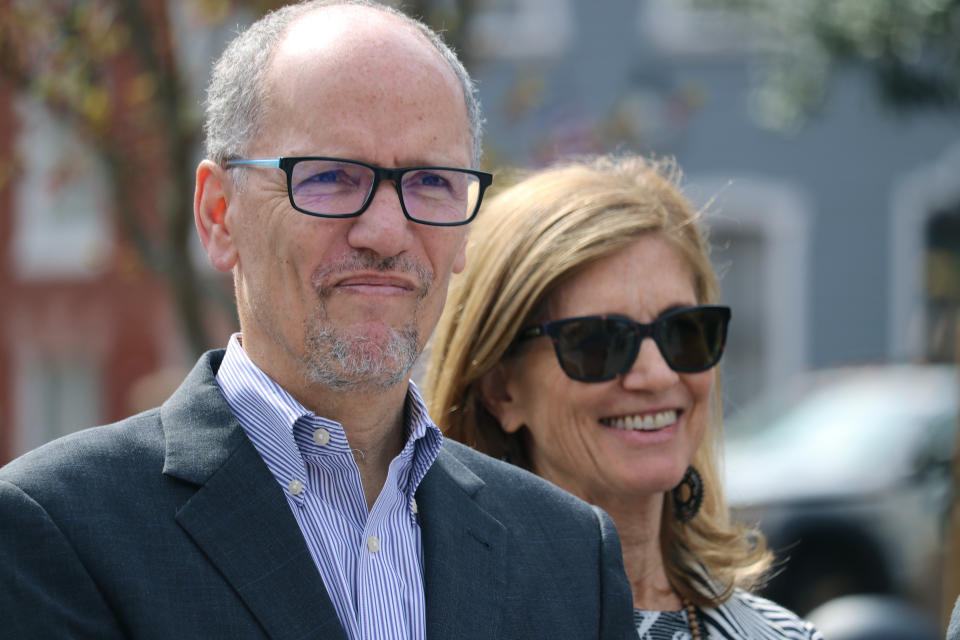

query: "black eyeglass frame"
(224, 156), (493, 227)
(516, 304), (732, 382)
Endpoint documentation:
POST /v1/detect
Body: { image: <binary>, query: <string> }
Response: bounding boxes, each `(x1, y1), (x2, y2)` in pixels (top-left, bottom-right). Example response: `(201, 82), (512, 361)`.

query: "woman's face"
(489, 235), (715, 505)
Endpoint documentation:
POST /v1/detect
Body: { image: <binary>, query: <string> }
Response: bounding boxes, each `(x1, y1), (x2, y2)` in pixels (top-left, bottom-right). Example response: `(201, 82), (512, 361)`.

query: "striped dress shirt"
(216, 334), (442, 640)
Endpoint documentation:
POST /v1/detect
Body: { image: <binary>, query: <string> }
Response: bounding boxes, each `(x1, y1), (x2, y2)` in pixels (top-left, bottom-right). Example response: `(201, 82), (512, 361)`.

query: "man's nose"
(345, 181), (414, 258)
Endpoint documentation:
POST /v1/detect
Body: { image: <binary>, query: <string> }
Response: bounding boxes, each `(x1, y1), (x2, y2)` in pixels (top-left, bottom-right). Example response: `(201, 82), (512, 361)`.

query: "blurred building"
(0, 85), (182, 463)
(0, 2), (239, 464)
(2, 0), (958, 458)
(466, 0), (960, 414)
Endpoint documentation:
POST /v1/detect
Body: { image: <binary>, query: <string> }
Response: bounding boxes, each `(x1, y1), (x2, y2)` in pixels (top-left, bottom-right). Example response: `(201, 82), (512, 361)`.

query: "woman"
(425, 154), (822, 638)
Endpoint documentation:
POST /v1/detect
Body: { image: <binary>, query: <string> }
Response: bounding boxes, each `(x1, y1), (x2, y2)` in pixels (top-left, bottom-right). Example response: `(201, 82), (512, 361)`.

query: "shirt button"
(287, 479), (304, 496)
(411, 499), (418, 514)
(313, 428), (331, 446)
(367, 535), (380, 553)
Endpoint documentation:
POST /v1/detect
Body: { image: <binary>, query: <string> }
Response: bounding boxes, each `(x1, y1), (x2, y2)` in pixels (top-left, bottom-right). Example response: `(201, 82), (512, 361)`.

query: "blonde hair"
(425, 153), (771, 607)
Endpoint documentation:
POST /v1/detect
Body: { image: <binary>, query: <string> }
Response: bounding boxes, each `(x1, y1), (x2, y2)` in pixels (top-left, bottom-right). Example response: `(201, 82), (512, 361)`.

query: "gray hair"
(203, 0), (484, 169)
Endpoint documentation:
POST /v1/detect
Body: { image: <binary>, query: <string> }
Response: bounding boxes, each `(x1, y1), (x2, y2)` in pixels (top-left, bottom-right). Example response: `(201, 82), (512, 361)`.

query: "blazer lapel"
(161, 351), (347, 640)
(417, 446), (506, 640)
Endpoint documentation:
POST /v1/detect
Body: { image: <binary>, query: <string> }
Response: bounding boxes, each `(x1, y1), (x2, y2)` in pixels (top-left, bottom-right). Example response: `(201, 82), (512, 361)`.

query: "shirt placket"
(294, 418), (369, 638)
(355, 460), (412, 640)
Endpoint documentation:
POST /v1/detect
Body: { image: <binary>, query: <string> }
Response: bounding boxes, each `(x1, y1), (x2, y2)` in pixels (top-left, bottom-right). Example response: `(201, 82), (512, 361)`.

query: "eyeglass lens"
(289, 159), (482, 224)
(550, 307), (729, 382)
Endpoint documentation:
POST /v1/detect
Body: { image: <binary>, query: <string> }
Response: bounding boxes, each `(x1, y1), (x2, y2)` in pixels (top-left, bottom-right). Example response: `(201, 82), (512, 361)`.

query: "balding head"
(203, 0), (483, 169)
(259, 5), (469, 160)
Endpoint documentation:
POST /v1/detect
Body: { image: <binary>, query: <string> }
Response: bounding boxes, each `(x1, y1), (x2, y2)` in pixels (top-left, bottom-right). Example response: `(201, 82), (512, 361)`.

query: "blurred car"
(723, 364), (958, 623)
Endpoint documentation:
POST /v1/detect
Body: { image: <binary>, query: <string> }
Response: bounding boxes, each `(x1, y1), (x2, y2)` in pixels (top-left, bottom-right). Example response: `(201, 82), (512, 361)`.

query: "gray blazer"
(0, 350), (635, 639)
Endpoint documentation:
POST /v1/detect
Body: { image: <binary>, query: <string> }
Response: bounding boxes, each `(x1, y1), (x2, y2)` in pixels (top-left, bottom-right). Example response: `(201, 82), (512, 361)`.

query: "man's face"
(225, 9), (471, 398)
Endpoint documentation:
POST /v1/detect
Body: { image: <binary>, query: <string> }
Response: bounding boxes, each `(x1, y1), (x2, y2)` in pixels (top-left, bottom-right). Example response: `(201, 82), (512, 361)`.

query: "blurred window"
(468, 0), (574, 60)
(14, 350), (101, 456)
(924, 209), (960, 363)
(12, 96), (112, 280)
(890, 142), (960, 362)
(637, 0), (759, 58)
(695, 176), (810, 415)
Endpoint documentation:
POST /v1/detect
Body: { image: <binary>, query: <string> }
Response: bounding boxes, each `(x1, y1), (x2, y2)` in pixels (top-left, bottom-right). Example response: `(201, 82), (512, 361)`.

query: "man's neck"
(316, 384), (409, 511)
(235, 333), (413, 510)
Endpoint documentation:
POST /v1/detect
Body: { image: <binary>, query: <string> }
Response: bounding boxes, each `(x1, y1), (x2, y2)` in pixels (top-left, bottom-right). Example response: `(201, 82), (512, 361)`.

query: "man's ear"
(478, 362), (525, 434)
(194, 159), (238, 273)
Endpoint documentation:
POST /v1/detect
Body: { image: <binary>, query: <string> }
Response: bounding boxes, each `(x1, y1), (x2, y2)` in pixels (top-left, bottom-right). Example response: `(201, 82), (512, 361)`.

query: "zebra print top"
(633, 590), (823, 639)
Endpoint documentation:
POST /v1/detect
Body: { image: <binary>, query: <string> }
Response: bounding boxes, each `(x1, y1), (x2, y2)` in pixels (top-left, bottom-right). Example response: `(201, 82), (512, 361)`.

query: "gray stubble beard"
(304, 323), (421, 391)
(303, 252), (432, 391)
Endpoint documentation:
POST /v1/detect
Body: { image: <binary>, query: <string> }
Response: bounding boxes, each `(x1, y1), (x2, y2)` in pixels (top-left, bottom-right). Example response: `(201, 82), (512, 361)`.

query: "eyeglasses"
(516, 305), (731, 382)
(224, 156), (493, 227)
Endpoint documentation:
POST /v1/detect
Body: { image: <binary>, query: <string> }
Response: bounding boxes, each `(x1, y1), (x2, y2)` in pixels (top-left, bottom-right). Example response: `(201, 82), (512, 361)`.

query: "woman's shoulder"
(702, 589), (824, 640)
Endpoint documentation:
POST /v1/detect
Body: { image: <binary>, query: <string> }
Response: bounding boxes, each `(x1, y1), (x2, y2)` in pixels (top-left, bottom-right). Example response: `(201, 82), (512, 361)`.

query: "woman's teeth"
(602, 410), (678, 431)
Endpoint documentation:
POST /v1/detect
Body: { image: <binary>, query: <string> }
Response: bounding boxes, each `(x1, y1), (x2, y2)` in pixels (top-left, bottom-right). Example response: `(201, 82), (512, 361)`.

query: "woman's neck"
(605, 492), (683, 611)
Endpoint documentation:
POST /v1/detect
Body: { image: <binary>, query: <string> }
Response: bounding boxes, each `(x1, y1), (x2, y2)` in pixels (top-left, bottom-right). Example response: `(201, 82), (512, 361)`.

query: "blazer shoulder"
(0, 408), (166, 497)
(0, 349), (228, 496)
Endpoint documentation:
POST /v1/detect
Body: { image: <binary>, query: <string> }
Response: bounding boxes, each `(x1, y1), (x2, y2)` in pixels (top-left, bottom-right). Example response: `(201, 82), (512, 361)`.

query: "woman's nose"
(620, 336), (680, 391)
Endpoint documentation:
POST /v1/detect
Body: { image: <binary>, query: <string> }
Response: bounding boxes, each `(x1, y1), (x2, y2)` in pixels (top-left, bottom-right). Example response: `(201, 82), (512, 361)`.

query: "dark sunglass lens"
(554, 317), (635, 381)
(660, 308), (726, 371)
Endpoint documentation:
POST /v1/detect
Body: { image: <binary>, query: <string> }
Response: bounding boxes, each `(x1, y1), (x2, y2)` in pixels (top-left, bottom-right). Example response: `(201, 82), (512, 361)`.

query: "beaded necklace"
(682, 598), (703, 639)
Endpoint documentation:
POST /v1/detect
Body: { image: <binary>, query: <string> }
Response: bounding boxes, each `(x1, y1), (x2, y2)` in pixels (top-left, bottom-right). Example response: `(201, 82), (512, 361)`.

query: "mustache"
(311, 250), (434, 299)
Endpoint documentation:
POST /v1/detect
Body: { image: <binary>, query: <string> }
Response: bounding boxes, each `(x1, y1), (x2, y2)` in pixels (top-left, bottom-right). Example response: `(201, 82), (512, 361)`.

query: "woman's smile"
(600, 409), (679, 431)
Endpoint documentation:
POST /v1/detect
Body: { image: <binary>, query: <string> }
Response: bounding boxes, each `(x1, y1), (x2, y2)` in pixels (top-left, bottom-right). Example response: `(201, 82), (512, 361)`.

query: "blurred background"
(1, 0), (958, 635)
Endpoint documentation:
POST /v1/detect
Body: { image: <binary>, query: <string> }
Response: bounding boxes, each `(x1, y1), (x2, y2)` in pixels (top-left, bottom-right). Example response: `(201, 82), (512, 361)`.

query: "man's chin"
(304, 325), (421, 391)
(331, 353), (413, 390)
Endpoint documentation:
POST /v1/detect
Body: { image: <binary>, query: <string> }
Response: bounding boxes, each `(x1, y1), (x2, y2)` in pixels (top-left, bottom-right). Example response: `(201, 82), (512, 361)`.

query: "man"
(0, 1), (635, 638)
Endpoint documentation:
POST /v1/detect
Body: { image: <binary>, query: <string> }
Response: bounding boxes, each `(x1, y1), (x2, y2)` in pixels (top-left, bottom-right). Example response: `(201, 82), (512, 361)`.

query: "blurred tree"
(0, 0), (475, 358)
(0, 0), (290, 355)
(688, 0), (960, 132)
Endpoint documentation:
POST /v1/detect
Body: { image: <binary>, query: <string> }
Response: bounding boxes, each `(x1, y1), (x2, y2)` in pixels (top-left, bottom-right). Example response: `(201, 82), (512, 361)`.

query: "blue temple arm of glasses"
(224, 158), (282, 167)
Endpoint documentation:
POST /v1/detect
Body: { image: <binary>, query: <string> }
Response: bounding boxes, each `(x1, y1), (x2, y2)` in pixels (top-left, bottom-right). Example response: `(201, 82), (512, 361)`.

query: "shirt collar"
(217, 334), (311, 432)
(216, 333), (442, 503)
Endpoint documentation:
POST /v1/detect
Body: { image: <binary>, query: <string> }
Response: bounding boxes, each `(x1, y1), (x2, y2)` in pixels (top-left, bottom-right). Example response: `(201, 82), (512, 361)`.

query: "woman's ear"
(194, 159), (238, 273)
(478, 361), (525, 434)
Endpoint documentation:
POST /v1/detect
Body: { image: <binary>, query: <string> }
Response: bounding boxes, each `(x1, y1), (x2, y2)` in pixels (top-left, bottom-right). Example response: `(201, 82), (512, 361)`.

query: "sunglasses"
(516, 305), (731, 382)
